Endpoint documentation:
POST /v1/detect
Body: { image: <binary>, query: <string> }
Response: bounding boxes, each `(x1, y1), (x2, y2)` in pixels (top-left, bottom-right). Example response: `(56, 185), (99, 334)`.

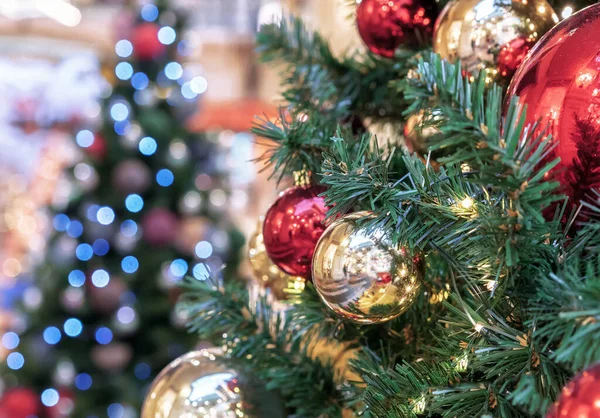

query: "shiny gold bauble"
(312, 212), (425, 324)
(404, 111), (442, 157)
(433, 0), (558, 85)
(248, 217), (306, 300)
(142, 349), (285, 418)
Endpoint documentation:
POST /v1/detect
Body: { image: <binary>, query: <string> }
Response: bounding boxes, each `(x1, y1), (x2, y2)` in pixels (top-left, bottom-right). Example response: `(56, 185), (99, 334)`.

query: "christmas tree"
(141, 1), (600, 418)
(0, 1), (243, 417)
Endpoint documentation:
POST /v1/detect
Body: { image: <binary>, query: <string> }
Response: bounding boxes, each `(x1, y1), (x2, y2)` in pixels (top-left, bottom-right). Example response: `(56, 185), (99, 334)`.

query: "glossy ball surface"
(131, 23), (164, 60)
(357, 0), (437, 57)
(546, 363), (600, 418)
(433, 0), (557, 84)
(506, 3), (600, 203)
(263, 186), (327, 279)
(312, 212), (424, 324)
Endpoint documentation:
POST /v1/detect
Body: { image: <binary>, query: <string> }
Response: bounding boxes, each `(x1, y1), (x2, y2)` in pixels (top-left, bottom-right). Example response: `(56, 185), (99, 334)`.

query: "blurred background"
(0, 1), (363, 417)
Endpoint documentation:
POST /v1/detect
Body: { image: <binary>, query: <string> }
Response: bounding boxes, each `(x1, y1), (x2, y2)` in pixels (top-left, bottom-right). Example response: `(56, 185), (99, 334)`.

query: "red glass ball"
(546, 363), (600, 418)
(263, 186), (328, 278)
(506, 3), (600, 205)
(0, 388), (39, 418)
(86, 132), (107, 160)
(131, 23), (165, 60)
(357, 0), (436, 57)
(142, 208), (179, 247)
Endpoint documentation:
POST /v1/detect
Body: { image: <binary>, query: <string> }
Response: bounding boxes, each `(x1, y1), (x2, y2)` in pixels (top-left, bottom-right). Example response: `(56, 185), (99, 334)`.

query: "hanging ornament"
(357, 0), (438, 57)
(112, 159), (152, 195)
(312, 212), (424, 324)
(45, 388), (75, 418)
(131, 23), (165, 60)
(141, 350), (285, 418)
(249, 217), (306, 300)
(141, 208), (179, 247)
(263, 183), (328, 279)
(433, 0), (557, 85)
(85, 132), (107, 160)
(0, 388), (40, 418)
(546, 363), (600, 418)
(506, 3), (600, 206)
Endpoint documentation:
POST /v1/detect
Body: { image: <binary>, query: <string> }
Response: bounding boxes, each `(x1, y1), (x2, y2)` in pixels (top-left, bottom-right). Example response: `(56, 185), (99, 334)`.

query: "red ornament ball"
(356, 0), (436, 57)
(131, 23), (165, 60)
(45, 389), (75, 418)
(85, 132), (107, 160)
(142, 207), (179, 246)
(546, 363), (600, 418)
(506, 3), (600, 204)
(263, 185), (328, 278)
(0, 388), (40, 418)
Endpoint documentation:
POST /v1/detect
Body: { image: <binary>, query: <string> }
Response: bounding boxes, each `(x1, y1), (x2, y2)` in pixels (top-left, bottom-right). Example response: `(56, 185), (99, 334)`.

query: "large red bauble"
(546, 363), (600, 418)
(142, 207), (179, 246)
(131, 23), (165, 60)
(0, 387), (40, 418)
(263, 186), (327, 278)
(45, 388), (75, 418)
(506, 4), (600, 205)
(356, 0), (436, 57)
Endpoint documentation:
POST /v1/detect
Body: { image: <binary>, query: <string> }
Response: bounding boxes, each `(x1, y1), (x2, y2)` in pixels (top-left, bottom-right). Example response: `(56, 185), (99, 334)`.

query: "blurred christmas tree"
(0, 1), (243, 417)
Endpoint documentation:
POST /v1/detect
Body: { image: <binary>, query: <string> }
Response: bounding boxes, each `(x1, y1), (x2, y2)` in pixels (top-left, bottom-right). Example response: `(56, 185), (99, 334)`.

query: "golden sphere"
(404, 111), (442, 158)
(248, 217), (306, 300)
(433, 0), (557, 84)
(142, 350), (284, 418)
(312, 212), (424, 324)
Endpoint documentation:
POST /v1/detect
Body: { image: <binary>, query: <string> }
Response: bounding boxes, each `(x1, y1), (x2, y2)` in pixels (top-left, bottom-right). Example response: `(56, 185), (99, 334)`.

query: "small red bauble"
(0, 387), (40, 418)
(263, 185), (327, 278)
(86, 133), (107, 160)
(131, 23), (165, 60)
(45, 389), (75, 418)
(546, 363), (600, 418)
(142, 207), (179, 247)
(497, 36), (534, 80)
(356, 0), (436, 57)
(506, 3), (600, 206)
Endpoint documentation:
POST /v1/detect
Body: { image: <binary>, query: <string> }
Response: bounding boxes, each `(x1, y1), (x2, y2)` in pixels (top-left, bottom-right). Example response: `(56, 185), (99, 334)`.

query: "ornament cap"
(293, 169), (312, 187)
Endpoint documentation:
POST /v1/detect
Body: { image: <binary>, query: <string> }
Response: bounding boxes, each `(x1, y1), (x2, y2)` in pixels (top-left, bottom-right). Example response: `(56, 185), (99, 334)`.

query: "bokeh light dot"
(7, 352), (25, 370)
(68, 270), (86, 287)
(76, 243), (93, 261)
(115, 62), (134, 80)
(158, 26), (176, 45)
(193, 263), (210, 280)
(181, 82), (197, 99)
(107, 403), (125, 418)
(43, 326), (62, 345)
(194, 241), (213, 259)
(53, 214), (70, 231)
(91, 269), (110, 288)
(190, 76), (208, 94)
(96, 206), (115, 225)
(66, 220), (83, 238)
(141, 4), (159, 21)
(2, 332), (20, 349)
(117, 306), (136, 324)
(95, 327), (113, 345)
(115, 40), (133, 57)
(169, 259), (188, 277)
(131, 72), (149, 90)
(164, 62), (183, 80)
(76, 130), (95, 148)
(121, 256), (139, 274)
(134, 363), (151, 380)
(76, 373), (93, 391)
(139, 136), (157, 155)
(64, 318), (83, 337)
(125, 194), (144, 213)
(41, 389), (60, 407)
(110, 103), (129, 122)
(121, 220), (138, 237)
(156, 169), (174, 187)
(93, 238), (110, 256)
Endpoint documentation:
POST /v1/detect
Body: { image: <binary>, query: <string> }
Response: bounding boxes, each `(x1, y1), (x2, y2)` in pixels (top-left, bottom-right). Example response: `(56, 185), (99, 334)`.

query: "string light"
(75, 373), (93, 390)
(115, 40), (133, 57)
(460, 197), (474, 209)
(561, 6), (573, 18)
(158, 26), (177, 45)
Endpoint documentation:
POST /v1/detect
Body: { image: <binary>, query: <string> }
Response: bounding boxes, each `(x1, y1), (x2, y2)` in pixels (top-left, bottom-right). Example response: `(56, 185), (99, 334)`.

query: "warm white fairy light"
(460, 197), (474, 209)
(474, 323), (485, 333)
(561, 6), (573, 18)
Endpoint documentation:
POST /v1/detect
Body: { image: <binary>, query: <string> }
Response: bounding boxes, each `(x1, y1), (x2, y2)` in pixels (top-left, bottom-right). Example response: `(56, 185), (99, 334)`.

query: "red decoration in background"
(546, 363), (600, 418)
(506, 4), (600, 207)
(142, 208), (179, 246)
(45, 389), (75, 418)
(131, 23), (165, 60)
(263, 186), (328, 279)
(86, 133), (107, 160)
(0, 388), (40, 418)
(497, 37), (534, 79)
(356, 0), (436, 57)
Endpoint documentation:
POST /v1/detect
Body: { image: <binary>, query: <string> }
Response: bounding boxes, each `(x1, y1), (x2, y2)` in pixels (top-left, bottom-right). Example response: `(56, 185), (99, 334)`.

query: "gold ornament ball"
(248, 217), (306, 300)
(312, 212), (424, 324)
(404, 111), (442, 158)
(433, 0), (557, 85)
(142, 349), (285, 418)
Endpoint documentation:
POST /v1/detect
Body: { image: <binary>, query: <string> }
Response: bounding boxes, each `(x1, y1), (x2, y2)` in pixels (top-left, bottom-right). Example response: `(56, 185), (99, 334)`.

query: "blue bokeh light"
(91, 269), (110, 288)
(117, 306), (136, 324)
(2, 332), (20, 349)
(193, 263), (210, 280)
(121, 220), (138, 237)
(43, 326), (62, 345)
(66, 220), (83, 238)
(121, 256), (139, 274)
(115, 62), (134, 80)
(181, 82), (197, 100)
(141, 4), (159, 21)
(125, 194), (144, 213)
(53, 214), (70, 231)
(93, 239), (110, 256)
(110, 103), (129, 122)
(41, 389), (60, 407)
(115, 40), (133, 57)
(134, 363), (152, 380)
(131, 72), (149, 90)
(169, 259), (188, 277)
(68, 270), (86, 287)
(139, 136), (157, 156)
(95, 327), (113, 345)
(164, 62), (183, 80)
(97, 206), (115, 225)
(107, 403), (125, 418)
(76, 130), (95, 148)
(86, 204), (100, 222)
(7, 352), (24, 370)
(158, 26), (176, 45)
(75, 373), (93, 391)
(156, 169), (174, 187)
(76, 243), (93, 261)
(195, 241), (213, 259)
(114, 120), (131, 136)
(64, 318), (83, 337)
